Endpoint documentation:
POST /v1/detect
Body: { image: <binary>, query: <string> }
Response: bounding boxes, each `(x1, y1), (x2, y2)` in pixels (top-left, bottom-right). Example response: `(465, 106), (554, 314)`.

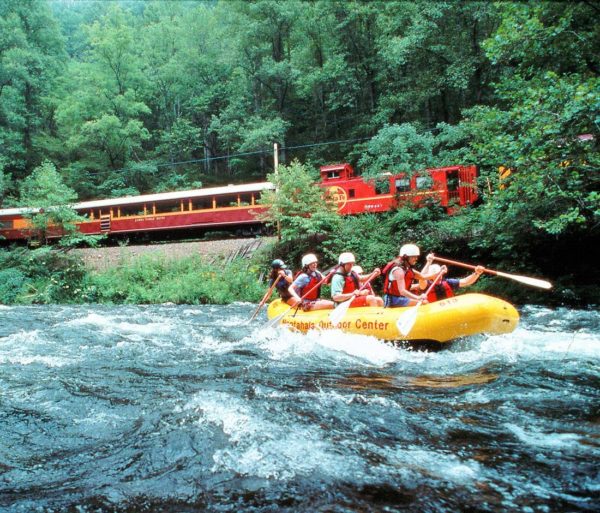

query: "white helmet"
(301, 253), (318, 267)
(338, 252), (356, 265)
(429, 264), (442, 274)
(399, 244), (420, 257)
(352, 265), (364, 274)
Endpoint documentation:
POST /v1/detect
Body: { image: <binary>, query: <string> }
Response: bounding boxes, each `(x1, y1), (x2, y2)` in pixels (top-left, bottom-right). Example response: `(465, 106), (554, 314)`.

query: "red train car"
(0, 182), (274, 242)
(0, 162), (478, 243)
(318, 163), (478, 214)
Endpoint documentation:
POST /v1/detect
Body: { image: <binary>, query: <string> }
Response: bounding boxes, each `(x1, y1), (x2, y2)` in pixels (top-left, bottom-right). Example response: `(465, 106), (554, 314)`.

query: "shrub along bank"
(0, 246), (265, 305)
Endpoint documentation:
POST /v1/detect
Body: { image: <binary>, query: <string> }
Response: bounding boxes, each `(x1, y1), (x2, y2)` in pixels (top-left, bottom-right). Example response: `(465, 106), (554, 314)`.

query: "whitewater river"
(0, 303), (598, 512)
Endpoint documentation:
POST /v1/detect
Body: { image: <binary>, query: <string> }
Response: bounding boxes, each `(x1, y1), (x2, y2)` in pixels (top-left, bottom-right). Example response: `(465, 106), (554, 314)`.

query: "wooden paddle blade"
(329, 299), (352, 327)
(494, 271), (552, 289)
(396, 305), (419, 336)
(433, 255), (552, 290)
(247, 305), (264, 323)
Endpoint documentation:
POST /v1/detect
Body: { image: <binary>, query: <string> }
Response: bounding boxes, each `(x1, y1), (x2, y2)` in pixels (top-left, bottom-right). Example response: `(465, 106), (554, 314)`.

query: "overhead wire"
(154, 136), (372, 168)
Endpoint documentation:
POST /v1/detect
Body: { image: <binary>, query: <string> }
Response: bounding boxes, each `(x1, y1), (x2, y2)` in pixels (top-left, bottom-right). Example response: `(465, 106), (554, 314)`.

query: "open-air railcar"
(0, 182), (274, 242)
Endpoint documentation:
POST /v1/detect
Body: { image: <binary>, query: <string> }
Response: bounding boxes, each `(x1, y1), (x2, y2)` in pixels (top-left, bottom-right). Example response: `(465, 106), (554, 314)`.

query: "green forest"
(0, 0), (598, 306)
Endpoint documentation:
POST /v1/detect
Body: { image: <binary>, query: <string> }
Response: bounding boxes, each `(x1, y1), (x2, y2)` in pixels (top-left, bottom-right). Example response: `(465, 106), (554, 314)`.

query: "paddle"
(248, 275), (282, 322)
(263, 265), (339, 329)
(432, 256), (552, 290)
(329, 271), (379, 327)
(396, 270), (444, 337)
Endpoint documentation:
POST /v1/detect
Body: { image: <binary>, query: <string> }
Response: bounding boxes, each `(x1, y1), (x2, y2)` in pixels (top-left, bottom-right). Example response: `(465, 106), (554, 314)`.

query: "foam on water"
(180, 390), (363, 481)
(0, 329), (75, 367)
(387, 446), (481, 485)
(0, 329), (44, 347)
(478, 327), (600, 360)
(505, 423), (589, 451)
(66, 312), (175, 335)
(253, 385), (400, 410)
(254, 325), (405, 366)
(0, 354), (71, 367)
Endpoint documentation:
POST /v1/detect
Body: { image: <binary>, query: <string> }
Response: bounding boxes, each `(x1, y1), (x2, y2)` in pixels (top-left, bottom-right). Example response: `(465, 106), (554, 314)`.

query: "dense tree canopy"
(0, 0), (598, 302)
(0, 0), (508, 197)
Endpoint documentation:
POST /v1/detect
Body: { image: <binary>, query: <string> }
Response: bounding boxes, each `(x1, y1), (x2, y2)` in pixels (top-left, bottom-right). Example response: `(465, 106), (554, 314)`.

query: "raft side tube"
(265, 293), (519, 343)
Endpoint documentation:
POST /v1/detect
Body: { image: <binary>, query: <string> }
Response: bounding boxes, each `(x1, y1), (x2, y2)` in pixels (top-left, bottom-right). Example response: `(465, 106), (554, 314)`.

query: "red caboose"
(318, 163), (478, 214)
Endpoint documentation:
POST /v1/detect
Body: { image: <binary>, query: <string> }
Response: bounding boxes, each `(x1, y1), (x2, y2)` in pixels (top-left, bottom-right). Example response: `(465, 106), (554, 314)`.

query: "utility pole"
(274, 142), (281, 241)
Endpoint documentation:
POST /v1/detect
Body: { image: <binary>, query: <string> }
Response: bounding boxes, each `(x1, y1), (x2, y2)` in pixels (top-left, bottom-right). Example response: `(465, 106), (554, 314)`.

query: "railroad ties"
(224, 239), (264, 266)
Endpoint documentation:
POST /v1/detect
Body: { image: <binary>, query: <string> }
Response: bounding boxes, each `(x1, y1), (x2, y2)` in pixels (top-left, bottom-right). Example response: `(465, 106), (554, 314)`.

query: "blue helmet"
(271, 259), (286, 269)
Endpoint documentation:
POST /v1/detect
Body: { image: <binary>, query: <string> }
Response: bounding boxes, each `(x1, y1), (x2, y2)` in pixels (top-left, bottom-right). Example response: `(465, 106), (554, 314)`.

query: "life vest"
(297, 271), (323, 300)
(335, 271), (360, 294)
(384, 264), (414, 297)
(427, 280), (454, 302)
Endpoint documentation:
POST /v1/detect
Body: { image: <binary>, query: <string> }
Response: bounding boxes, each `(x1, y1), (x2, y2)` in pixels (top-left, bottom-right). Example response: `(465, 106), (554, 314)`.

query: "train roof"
(0, 181), (275, 216)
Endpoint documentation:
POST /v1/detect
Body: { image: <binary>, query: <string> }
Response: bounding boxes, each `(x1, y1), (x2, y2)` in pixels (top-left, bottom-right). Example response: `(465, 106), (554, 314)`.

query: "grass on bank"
(84, 254), (265, 304)
(0, 246), (265, 305)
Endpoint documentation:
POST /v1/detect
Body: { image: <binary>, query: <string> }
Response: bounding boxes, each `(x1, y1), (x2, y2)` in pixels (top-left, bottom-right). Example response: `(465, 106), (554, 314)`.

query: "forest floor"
(74, 237), (276, 271)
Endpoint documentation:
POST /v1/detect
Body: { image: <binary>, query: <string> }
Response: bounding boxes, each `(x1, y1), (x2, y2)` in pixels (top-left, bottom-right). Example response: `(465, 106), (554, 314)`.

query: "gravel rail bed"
(74, 237), (275, 271)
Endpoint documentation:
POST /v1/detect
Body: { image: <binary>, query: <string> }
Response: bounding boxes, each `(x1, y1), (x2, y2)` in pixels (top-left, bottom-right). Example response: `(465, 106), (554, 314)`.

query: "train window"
(395, 177), (411, 192)
(239, 193), (252, 206)
(375, 178), (390, 194)
(215, 194), (239, 208)
(119, 204), (145, 217)
(155, 200), (181, 214)
(447, 171), (459, 191)
(415, 175), (433, 190)
(0, 220), (13, 229)
(192, 198), (212, 210)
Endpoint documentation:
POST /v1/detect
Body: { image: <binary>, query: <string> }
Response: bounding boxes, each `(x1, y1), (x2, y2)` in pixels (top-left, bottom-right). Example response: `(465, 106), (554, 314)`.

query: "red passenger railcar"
(0, 182), (274, 242)
(318, 163), (478, 215)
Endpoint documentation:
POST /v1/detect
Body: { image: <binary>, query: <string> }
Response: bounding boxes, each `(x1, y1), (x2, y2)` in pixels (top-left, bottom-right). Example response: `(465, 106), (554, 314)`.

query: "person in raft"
(418, 254), (485, 302)
(288, 253), (335, 311)
(269, 259), (295, 306)
(331, 252), (383, 307)
(382, 244), (437, 307)
(351, 265), (374, 295)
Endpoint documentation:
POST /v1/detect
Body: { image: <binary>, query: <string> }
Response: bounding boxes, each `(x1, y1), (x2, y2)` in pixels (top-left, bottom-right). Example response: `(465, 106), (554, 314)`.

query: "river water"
(0, 303), (598, 512)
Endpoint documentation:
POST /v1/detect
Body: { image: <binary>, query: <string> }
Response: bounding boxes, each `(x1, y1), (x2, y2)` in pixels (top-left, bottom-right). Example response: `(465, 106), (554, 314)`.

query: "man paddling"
(419, 254), (485, 302)
(331, 252), (383, 307)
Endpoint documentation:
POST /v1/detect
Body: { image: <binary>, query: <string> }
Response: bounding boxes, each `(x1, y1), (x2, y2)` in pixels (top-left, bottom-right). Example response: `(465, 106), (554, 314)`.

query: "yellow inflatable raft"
(266, 293), (519, 343)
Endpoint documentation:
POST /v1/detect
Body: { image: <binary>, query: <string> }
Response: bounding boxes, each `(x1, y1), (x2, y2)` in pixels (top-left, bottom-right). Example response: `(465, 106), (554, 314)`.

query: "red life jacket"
(427, 280), (454, 302)
(384, 264), (414, 297)
(298, 271), (323, 300)
(336, 271), (360, 294)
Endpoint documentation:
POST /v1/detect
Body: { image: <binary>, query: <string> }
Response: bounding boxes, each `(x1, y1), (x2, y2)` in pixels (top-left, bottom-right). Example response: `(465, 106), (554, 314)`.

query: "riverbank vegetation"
(0, 246), (266, 305)
(0, 1), (598, 307)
